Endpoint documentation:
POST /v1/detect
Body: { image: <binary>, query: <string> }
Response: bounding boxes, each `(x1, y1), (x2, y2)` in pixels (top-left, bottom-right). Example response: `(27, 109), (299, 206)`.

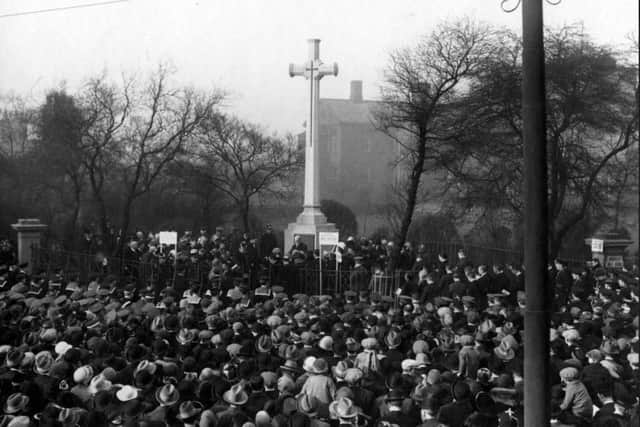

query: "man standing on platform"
(349, 256), (370, 292)
(289, 235), (308, 267)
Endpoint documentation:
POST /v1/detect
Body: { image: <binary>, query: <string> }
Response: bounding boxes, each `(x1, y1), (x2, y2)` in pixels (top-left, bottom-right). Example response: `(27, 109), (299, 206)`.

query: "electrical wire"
(0, 0), (128, 19)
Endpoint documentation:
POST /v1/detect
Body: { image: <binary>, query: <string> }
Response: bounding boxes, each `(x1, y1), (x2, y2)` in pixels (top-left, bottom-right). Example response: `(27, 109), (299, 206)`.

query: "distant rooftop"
(319, 80), (379, 125)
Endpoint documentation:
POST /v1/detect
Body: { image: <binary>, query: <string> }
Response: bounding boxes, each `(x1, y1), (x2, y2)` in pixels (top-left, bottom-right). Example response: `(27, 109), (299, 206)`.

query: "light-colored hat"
(329, 397), (359, 419)
(73, 365), (94, 385)
(34, 351), (54, 375)
(135, 360), (158, 376)
(401, 359), (419, 371)
(344, 368), (363, 384)
(222, 384), (248, 406)
(318, 336), (333, 352)
(88, 374), (113, 395)
(361, 338), (378, 350)
(559, 367), (579, 381)
(7, 416), (31, 427)
(116, 385), (139, 402)
(177, 400), (203, 420)
(155, 383), (180, 407)
(54, 341), (72, 356)
(302, 356), (317, 373)
(4, 393), (29, 414)
(332, 360), (349, 379)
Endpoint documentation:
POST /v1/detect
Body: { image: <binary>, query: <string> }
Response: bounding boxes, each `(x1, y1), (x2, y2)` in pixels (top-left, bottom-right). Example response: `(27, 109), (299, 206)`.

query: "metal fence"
(30, 243), (588, 297)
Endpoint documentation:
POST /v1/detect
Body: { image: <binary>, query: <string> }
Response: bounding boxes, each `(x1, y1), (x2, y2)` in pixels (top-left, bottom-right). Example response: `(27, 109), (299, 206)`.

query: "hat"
(222, 384), (248, 406)
(600, 339), (620, 355)
(318, 336), (333, 352)
(88, 374), (113, 395)
(260, 371), (277, 389)
(401, 359), (420, 371)
(73, 365), (94, 385)
(345, 337), (360, 353)
(312, 358), (328, 374)
(426, 369), (441, 385)
(490, 387), (521, 407)
(155, 383), (180, 406)
(361, 338), (378, 350)
(586, 349), (604, 362)
(116, 385), (139, 402)
(412, 339), (429, 354)
(284, 345), (301, 361)
(494, 341), (515, 361)
(329, 397), (359, 419)
(562, 329), (580, 342)
(256, 335), (273, 353)
(280, 360), (301, 373)
(302, 356), (317, 373)
(177, 401), (203, 420)
(34, 351), (54, 375)
(58, 407), (80, 425)
(40, 328), (58, 343)
(332, 361), (349, 379)
(6, 416), (30, 427)
(54, 341), (72, 356)
(559, 367), (579, 381)
(4, 394), (29, 414)
(277, 376), (295, 394)
(177, 329), (196, 345)
(344, 368), (364, 384)
(385, 389), (404, 403)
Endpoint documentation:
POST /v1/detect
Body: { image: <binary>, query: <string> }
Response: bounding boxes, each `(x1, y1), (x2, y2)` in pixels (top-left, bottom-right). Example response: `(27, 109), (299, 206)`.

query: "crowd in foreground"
(0, 231), (639, 427)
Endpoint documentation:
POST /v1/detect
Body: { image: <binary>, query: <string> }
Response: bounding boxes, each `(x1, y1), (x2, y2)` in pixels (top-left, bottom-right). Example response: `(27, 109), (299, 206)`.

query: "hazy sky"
(0, 0), (637, 134)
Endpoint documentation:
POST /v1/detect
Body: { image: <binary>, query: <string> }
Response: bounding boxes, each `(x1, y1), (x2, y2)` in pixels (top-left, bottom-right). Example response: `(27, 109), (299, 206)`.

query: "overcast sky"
(0, 0), (637, 134)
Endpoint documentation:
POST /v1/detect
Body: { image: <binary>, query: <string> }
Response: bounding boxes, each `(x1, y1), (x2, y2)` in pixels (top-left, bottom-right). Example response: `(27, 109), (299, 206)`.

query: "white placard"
(159, 231), (178, 247)
(318, 232), (339, 246)
(591, 238), (604, 253)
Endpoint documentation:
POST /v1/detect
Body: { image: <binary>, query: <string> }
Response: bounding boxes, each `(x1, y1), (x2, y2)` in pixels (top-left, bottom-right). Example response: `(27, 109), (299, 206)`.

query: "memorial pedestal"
(11, 218), (48, 273)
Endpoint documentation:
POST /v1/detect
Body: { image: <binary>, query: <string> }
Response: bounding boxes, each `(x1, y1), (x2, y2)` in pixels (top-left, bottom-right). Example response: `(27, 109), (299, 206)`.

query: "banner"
(159, 231), (178, 247)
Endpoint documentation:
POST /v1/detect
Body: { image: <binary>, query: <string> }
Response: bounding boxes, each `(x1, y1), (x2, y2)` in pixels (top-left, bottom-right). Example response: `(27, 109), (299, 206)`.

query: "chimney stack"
(350, 80), (363, 103)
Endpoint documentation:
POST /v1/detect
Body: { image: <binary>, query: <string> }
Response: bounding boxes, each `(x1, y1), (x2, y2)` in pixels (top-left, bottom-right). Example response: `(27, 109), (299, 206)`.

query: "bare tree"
(441, 25), (639, 256)
(374, 18), (500, 245)
(188, 115), (301, 232)
(79, 65), (223, 254)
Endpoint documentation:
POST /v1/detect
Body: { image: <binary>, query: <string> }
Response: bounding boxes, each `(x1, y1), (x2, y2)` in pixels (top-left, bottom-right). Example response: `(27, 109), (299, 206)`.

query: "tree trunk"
(241, 197), (250, 233)
(397, 128), (427, 245)
(67, 186), (81, 250)
(116, 197), (135, 257)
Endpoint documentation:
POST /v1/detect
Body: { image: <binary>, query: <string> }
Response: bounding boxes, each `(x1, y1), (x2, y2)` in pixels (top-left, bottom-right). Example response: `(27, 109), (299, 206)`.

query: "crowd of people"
(0, 228), (639, 427)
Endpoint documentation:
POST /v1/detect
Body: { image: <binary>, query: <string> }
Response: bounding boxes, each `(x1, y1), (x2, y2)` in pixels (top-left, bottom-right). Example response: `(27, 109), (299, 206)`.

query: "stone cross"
(289, 39), (338, 212)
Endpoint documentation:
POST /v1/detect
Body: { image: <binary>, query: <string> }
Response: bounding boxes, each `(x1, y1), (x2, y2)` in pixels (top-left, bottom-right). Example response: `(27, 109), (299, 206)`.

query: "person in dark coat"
(437, 381), (475, 427)
(376, 390), (419, 427)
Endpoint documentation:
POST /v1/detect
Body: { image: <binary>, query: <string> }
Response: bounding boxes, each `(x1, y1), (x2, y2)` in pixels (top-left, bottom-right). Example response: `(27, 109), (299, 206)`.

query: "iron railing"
(30, 243), (588, 296)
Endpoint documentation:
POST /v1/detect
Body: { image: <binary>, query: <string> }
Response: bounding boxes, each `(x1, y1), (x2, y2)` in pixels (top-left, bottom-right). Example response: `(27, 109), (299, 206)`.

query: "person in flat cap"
(557, 366), (593, 426)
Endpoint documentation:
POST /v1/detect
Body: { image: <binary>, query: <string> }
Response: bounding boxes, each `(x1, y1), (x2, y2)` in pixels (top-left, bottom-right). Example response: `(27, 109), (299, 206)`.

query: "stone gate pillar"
(11, 218), (48, 273)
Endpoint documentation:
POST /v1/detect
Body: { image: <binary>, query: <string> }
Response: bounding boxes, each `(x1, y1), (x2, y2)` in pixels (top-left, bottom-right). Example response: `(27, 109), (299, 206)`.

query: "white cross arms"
(289, 61), (338, 80)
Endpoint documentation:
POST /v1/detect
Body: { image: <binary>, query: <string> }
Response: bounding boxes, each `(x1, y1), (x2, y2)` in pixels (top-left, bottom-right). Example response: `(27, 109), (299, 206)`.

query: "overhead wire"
(0, 0), (128, 19)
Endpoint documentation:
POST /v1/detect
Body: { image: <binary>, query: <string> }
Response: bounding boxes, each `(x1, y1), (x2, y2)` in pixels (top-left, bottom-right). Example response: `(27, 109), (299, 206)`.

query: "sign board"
(591, 239), (604, 253)
(605, 255), (624, 269)
(159, 231), (178, 247)
(318, 232), (339, 246)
